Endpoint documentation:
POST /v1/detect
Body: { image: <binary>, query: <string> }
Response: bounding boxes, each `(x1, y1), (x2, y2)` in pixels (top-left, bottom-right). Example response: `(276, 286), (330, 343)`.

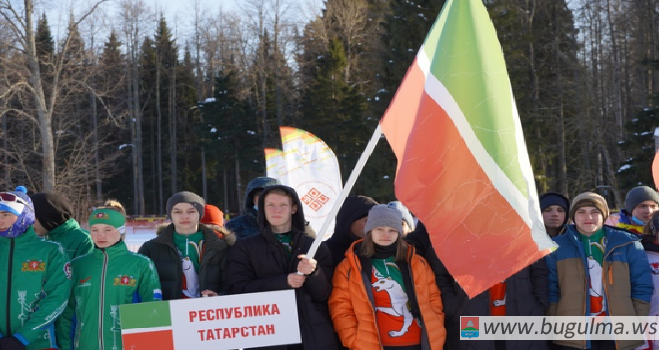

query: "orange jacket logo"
(114, 275), (137, 287)
(22, 260), (46, 272)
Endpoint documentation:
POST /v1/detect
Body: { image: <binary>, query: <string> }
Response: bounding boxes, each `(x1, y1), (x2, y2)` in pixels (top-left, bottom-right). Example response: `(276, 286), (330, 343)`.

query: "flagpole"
(304, 124), (383, 259)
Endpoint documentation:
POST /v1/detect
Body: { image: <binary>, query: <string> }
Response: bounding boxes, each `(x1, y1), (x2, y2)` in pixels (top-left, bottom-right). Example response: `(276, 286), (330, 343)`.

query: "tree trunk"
(91, 93), (102, 203)
(235, 138), (242, 214)
(132, 34), (145, 215)
(170, 60), (178, 194)
(201, 146), (207, 200)
(24, 0), (55, 191)
(156, 46), (164, 214)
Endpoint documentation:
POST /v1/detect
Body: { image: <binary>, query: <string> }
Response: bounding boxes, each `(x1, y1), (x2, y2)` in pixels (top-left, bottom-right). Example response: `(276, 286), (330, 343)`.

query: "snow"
(210, 127), (217, 133)
(619, 165), (633, 172)
(378, 89), (387, 93)
(246, 130), (256, 135)
(617, 141), (625, 145)
(408, 48), (414, 52)
(383, 175), (390, 179)
(118, 144), (132, 150)
(375, 96), (380, 101)
(641, 131), (652, 135)
(655, 128), (659, 136)
(204, 97), (216, 103)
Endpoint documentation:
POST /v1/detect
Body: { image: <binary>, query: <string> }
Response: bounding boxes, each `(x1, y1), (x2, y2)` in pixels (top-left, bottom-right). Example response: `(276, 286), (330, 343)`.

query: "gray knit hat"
(365, 204), (402, 235)
(387, 201), (415, 231)
(624, 186), (658, 214)
(166, 191), (205, 219)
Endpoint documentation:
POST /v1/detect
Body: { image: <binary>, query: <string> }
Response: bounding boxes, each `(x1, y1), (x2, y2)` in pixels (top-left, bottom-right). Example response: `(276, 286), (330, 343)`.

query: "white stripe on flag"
(121, 326), (172, 335)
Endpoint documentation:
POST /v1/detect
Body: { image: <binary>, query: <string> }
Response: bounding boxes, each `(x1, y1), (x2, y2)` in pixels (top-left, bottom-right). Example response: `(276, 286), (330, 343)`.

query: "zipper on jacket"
(98, 250), (109, 350)
(6, 239), (15, 336)
(601, 240), (634, 350)
(408, 263), (431, 350)
(353, 253), (385, 350)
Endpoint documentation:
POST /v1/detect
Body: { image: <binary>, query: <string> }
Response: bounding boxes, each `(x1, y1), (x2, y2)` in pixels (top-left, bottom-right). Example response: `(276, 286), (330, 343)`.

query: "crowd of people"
(0, 178), (657, 350)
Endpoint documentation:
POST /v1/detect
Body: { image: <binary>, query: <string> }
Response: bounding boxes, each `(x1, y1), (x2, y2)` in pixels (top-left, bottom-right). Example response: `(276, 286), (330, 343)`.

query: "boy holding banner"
(225, 185), (338, 350)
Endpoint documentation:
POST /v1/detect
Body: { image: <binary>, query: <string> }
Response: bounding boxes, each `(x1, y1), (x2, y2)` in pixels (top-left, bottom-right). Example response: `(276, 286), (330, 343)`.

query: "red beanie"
(200, 204), (224, 227)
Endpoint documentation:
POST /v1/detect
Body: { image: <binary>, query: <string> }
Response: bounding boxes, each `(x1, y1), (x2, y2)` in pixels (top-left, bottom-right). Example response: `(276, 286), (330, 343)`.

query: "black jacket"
(225, 185), (338, 350)
(325, 196), (378, 268)
(137, 223), (234, 300)
(407, 222), (548, 350)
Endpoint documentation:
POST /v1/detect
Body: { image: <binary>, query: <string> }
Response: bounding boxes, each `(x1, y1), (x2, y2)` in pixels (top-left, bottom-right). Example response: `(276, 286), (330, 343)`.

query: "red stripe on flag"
(384, 90), (546, 297)
(380, 57), (426, 173)
(122, 330), (174, 350)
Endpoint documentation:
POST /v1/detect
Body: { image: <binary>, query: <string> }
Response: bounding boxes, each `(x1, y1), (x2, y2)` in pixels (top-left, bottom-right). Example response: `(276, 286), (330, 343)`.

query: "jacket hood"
(257, 185), (306, 234)
(333, 196), (378, 241)
(244, 177), (281, 216)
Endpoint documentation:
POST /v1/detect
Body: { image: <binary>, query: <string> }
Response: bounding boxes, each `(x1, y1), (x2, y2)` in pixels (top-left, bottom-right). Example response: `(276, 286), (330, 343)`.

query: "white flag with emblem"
(264, 127), (342, 239)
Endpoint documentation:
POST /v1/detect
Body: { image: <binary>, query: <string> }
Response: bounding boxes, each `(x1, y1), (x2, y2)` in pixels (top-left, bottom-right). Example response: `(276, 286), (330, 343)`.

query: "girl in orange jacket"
(329, 204), (446, 350)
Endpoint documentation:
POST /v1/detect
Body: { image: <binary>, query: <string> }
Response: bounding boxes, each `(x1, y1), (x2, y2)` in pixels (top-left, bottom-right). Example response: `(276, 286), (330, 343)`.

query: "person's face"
(0, 211), (18, 231)
(90, 223), (122, 248)
(574, 206), (604, 236)
(252, 191), (262, 209)
(402, 221), (412, 236)
(371, 226), (399, 246)
(542, 205), (567, 229)
(264, 192), (297, 232)
(350, 216), (369, 238)
(631, 200), (658, 224)
(171, 203), (200, 233)
(33, 219), (47, 236)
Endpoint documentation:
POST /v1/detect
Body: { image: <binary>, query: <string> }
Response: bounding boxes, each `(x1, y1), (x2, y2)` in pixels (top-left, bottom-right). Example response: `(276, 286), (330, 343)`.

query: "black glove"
(0, 336), (26, 350)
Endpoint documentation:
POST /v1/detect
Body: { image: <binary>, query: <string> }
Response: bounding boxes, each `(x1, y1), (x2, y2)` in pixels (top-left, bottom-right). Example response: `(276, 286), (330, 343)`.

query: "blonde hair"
(100, 199), (126, 216)
(360, 232), (408, 262)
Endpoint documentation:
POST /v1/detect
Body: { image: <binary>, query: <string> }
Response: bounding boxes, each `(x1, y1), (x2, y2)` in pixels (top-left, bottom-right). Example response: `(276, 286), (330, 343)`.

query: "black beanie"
(30, 192), (74, 231)
(539, 192), (570, 213)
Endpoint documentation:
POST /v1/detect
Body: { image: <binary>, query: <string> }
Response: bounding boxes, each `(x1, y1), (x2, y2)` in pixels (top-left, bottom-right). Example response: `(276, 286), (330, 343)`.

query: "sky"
(36, 0), (322, 48)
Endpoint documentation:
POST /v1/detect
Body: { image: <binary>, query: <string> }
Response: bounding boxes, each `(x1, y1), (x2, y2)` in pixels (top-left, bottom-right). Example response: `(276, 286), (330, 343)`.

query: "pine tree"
(617, 106), (658, 191)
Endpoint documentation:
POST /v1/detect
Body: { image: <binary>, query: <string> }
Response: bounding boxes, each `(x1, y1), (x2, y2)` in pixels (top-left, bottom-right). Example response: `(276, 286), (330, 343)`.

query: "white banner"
(265, 127), (342, 239)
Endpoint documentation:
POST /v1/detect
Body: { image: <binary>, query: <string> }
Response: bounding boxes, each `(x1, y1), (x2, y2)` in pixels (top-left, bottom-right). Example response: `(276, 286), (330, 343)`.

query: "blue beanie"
(0, 186), (35, 238)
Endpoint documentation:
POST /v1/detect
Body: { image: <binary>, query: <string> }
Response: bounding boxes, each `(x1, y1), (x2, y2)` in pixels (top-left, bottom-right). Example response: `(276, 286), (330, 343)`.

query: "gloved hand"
(0, 336), (26, 350)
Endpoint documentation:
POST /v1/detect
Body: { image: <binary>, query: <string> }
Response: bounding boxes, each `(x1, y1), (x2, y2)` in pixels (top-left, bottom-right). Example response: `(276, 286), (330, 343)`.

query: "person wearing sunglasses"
(0, 186), (71, 350)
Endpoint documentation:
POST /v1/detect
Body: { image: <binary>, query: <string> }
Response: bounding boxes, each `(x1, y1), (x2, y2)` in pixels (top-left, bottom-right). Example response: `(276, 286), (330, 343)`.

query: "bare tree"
(0, 0), (108, 191)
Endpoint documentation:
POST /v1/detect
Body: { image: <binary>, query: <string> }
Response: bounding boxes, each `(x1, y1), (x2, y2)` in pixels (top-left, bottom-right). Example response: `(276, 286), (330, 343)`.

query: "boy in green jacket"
(30, 192), (93, 260)
(58, 201), (162, 350)
(0, 186), (71, 350)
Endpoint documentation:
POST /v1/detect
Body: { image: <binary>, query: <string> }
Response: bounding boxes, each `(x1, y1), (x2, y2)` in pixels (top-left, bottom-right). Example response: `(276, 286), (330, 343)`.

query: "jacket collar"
(154, 223), (226, 248)
(566, 224), (640, 253)
(47, 219), (81, 240)
(93, 240), (129, 257)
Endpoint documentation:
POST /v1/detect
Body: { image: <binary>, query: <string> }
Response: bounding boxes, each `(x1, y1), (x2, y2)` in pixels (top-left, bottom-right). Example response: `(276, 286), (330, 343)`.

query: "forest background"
(0, 0), (657, 219)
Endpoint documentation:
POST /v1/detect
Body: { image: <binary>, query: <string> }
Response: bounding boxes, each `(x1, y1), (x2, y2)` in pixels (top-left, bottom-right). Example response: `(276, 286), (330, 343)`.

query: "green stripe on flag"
(423, 0), (527, 196)
(119, 300), (171, 329)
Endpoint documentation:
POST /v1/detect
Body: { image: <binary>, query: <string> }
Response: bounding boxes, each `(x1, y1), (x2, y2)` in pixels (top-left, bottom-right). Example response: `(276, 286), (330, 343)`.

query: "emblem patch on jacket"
(22, 260), (46, 272)
(114, 275), (137, 287)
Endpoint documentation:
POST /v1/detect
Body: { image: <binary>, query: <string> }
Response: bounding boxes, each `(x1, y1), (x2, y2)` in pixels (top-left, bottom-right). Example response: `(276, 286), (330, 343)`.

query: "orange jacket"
(329, 240), (446, 350)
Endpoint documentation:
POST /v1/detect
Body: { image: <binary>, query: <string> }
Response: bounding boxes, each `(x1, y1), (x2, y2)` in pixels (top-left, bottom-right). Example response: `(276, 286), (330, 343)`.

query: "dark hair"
(360, 232), (408, 262)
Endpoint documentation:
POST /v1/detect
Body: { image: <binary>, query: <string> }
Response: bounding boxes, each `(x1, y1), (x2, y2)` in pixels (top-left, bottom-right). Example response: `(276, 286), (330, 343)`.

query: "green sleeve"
(16, 245), (72, 345)
(56, 274), (76, 350)
(74, 232), (94, 259)
(138, 257), (162, 302)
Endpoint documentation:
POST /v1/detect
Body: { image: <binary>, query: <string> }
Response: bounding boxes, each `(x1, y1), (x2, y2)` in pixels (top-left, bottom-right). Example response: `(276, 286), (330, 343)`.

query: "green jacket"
(58, 241), (162, 350)
(0, 226), (71, 350)
(45, 219), (93, 260)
